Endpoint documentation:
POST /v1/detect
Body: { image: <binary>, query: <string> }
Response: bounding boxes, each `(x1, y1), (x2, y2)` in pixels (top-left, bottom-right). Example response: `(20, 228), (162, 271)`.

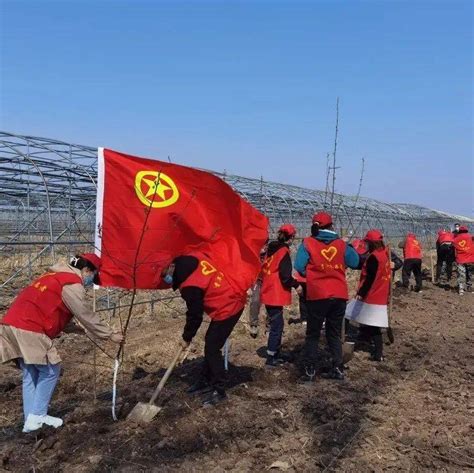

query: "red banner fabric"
(94, 148), (269, 295)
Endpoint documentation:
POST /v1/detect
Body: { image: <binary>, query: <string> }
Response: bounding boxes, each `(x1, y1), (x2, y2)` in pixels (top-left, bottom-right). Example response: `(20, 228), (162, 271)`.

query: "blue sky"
(1, 0), (472, 216)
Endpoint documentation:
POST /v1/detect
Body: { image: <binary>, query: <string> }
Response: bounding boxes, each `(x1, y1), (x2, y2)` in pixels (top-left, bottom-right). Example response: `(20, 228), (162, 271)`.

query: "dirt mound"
(1, 282), (473, 472)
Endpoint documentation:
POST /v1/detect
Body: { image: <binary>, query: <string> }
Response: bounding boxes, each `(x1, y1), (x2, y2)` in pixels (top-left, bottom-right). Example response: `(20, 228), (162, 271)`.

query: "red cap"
(81, 253), (102, 270)
(459, 225), (469, 232)
(279, 224), (297, 237)
(312, 212), (333, 227)
(364, 229), (384, 242)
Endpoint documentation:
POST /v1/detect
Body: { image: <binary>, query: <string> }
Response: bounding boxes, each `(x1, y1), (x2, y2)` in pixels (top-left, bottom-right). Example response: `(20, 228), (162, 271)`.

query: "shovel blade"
(127, 402), (162, 424)
(342, 341), (355, 364)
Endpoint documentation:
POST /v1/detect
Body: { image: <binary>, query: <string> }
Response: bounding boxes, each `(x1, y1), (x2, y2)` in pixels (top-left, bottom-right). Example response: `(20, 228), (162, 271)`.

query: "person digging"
(161, 252), (246, 407)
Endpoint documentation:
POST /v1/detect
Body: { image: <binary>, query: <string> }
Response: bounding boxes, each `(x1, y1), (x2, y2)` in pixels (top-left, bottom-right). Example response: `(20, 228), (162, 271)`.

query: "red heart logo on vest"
(459, 240), (466, 248)
(321, 246), (338, 262)
(200, 260), (217, 276)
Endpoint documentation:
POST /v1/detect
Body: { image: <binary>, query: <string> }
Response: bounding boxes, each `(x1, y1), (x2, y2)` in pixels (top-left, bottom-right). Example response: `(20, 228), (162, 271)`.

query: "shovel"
(387, 245), (395, 344)
(127, 344), (186, 424)
(341, 316), (355, 364)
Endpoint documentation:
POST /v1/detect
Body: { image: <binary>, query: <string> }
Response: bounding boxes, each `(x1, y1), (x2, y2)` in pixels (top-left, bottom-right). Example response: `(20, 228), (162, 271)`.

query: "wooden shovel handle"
(149, 344), (187, 405)
(387, 245), (395, 343)
(341, 312), (346, 343)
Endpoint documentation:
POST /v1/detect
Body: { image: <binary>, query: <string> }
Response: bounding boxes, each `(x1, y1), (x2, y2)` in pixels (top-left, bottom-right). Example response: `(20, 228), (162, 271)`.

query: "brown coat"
(0, 262), (114, 365)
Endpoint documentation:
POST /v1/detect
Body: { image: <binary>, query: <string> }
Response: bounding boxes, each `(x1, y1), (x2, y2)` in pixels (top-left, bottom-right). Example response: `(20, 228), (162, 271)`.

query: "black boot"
(275, 350), (292, 362)
(265, 355), (284, 367)
(370, 354), (385, 362)
(187, 378), (212, 395)
(321, 366), (344, 381)
(202, 389), (227, 408)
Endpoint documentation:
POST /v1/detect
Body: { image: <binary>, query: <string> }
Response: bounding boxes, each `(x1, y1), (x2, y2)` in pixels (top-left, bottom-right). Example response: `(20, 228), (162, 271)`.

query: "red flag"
(95, 148), (269, 294)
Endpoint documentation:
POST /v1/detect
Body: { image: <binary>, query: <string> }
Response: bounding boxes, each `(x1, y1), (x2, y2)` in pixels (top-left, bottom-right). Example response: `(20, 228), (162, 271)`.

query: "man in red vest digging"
(435, 229), (455, 284)
(294, 212), (359, 382)
(162, 252), (247, 407)
(453, 226), (474, 295)
(398, 233), (423, 292)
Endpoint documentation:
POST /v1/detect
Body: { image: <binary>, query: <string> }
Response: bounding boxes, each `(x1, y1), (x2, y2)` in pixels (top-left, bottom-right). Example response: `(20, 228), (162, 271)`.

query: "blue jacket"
(295, 230), (360, 276)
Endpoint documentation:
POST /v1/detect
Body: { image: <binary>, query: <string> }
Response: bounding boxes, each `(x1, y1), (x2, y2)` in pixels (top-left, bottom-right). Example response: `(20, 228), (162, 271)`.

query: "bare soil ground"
(1, 266), (473, 472)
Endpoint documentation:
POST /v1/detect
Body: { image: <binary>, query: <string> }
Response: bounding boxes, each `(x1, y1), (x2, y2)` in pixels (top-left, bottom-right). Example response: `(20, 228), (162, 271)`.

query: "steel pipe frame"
(0, 130), (472, 294)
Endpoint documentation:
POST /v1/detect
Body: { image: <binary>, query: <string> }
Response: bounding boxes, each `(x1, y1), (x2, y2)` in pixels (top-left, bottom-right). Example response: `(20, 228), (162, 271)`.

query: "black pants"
(202, 310), (243, 393)
(359, 324), (383, 359)
(402, 258), (422, 290)
(304, 298), (345, 369)
(298, 283), (309, 322)
(436, 245), (454, 281)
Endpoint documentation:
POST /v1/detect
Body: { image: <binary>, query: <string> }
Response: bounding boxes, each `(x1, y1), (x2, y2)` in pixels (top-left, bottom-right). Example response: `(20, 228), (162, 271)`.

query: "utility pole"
(330, 97), (340, 213)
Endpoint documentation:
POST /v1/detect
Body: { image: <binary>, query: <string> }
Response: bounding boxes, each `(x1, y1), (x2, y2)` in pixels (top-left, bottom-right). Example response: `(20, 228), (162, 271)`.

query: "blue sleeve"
(344, 244), (360, 269)
(295, 243), (310, 276)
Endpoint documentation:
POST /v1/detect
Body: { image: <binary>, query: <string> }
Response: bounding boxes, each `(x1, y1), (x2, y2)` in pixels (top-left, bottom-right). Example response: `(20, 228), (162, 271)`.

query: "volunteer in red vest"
(294, 212), (359, 382)
(398, 233), (423, 292)
(353, 237), (403, 277)
(162, 252), (247, 406)
(260, 224), (301, 367)
(345, 230), (390, 362)
(435, 229), (455, 284)
(0, 254), (123, 433)
(351, 238), (369, 258)
(453, 226), (474, 295)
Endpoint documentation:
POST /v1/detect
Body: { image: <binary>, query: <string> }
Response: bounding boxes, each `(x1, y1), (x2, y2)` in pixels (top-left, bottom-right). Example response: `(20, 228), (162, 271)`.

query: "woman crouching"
(345, 230), (390, 362)
(0, 254), (123, 433)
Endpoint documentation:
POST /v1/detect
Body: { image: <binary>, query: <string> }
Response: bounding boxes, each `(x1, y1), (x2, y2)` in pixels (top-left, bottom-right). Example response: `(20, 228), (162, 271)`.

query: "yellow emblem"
(321, 246), (338, 262)
(201, 261), (217, 276)
(262, 255), (274, 275)
(134, 171), (179, 208)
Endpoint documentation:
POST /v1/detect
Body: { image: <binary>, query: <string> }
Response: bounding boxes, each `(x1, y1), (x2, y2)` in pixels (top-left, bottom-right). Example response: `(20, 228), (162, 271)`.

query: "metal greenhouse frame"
(1, 131), (472, 298)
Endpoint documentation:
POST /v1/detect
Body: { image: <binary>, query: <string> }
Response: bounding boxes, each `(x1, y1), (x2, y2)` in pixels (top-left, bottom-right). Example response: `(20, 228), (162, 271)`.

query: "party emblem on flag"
(134, 171), (180, 208)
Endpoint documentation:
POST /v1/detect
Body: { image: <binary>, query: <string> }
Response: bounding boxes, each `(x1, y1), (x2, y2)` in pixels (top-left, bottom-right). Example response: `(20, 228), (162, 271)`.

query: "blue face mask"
(83, 274), (95, 287)
(163, 274), (173, 285)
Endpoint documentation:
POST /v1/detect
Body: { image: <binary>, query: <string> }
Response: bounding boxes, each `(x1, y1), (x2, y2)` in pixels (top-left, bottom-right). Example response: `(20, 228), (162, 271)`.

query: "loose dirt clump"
(1, 277), (473, 472)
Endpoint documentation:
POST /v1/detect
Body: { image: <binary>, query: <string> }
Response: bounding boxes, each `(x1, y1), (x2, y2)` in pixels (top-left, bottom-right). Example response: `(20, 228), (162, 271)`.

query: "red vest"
(260, 246), (292, 306)
(2, 272), (82, 339)
(180, 254), (246, 321)
(437, 232), (454, 245)
(453, 233), (474, 264)
(358, 249), (390, 305)
(304, 237), (348, 301)
(404, 236), (422, 259)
